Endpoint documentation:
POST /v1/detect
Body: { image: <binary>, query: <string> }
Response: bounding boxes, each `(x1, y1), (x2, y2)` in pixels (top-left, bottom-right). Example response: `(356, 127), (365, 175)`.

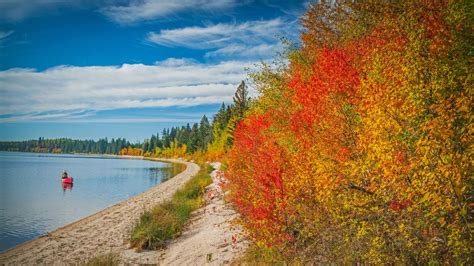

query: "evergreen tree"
(198, 115), (212, 150)
(188, 123), (200, 153)
(149, 135), (156, 152)
(155, 133), (163, 149)
(214, 102), (231, 130)
(170, 127), (177, 141)
(142, 140), (149, 152)
(162, 129), (170, 148)
(232, 81), (250, 119)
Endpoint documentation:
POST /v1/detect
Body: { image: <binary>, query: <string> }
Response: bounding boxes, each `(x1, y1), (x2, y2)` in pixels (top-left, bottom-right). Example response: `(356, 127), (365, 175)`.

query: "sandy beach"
(0, 158), (199, 265)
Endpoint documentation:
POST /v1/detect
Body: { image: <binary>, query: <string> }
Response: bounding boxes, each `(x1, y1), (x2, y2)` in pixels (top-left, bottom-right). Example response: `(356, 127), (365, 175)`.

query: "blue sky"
(0, 0), (306, 142)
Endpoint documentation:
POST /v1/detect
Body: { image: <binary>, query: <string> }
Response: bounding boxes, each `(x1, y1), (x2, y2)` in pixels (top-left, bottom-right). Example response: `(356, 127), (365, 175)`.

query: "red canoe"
(62, 177), (73, 183)
(62, 182), (73, 190)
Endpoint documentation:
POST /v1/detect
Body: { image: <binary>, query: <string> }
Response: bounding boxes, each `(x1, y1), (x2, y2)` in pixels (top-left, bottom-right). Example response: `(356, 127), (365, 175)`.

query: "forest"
(0, 137), (132, 154)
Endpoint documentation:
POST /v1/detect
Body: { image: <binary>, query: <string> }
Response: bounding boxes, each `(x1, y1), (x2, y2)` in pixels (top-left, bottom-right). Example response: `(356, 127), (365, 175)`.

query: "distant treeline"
(0, 81), (249, 158)
(0, 137), (135, 154)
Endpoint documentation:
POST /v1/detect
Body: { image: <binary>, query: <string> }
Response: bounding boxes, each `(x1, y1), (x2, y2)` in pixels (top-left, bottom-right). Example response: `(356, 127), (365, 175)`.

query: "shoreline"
(0, 157), (199, 265)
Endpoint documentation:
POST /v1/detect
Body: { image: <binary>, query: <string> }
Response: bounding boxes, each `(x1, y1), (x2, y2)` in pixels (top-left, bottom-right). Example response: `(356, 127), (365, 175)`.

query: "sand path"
(0, 158), (199, 265)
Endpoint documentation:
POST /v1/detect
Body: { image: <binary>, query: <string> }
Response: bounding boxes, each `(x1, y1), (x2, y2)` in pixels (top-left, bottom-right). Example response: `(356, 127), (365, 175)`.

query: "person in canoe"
(62, 170), (68, 179)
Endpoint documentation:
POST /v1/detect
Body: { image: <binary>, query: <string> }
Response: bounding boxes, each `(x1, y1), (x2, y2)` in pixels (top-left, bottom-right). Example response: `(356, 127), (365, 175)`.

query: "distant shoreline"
(0, 150), (184, 165)
(0, 150), (139, 158)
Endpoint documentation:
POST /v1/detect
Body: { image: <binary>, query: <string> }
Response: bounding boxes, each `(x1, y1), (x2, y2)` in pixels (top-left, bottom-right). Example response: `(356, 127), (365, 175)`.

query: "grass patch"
(82, 252), (120, 266)
(130, 164), (213, 250)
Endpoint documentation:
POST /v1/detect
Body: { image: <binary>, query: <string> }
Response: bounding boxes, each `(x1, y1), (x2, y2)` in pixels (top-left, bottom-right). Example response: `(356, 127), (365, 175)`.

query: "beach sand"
(0, 158), (199, 265)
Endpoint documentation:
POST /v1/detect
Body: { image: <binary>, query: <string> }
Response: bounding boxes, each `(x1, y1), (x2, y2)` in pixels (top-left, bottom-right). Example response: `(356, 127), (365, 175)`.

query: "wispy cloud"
(0, 0), (235, 23)
(204, 43), (283, 59)
(147, 18), (294, 59)
(101, 0), (237, 25)
(147, 18), (287, 49)
(0, 114), (202, 124)
(0, 60), (255, 122)
(0, 110), (96, 123)
(0, 31), (14, 39)
(60, 118), (202, 124)
(0, 30), (13, 49)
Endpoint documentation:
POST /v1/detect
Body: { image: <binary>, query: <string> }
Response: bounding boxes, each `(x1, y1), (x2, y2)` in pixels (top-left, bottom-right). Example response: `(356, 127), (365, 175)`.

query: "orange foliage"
(225, 0), (472, 263)
(119, 147), (143, 156)
(226, 113), (289, 245)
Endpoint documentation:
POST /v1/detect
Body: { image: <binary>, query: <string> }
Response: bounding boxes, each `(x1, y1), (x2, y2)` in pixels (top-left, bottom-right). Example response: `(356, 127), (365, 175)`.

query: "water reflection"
(149, 163), (186, 182)
(116, 162), (186, 183)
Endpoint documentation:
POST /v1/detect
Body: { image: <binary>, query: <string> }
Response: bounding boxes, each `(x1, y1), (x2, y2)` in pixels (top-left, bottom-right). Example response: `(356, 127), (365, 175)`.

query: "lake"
(0, 151), (184, 252)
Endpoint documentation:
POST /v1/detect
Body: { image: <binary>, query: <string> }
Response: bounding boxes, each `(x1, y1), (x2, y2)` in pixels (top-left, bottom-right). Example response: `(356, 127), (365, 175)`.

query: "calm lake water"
(0, 151), (184, 252)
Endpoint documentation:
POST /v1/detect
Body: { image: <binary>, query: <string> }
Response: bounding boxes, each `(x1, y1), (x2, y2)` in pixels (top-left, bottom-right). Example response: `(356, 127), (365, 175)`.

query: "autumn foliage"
(225, 1), (472, 263)
(227, 113), (289, 244)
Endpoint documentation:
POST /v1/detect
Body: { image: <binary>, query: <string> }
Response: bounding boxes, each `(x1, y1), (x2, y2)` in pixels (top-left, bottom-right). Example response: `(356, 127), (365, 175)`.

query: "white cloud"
(148, 18), (287, 49)
(62, 118), (202, 124)
(0, 110), (96, 123)
(0, 113), (204, 124)
(147, 18), (293, 59)
(0, 0), (236, 23)
(154, 57), (198, 67)
(205, 43), (283, 59)
(101, 0), (236, 24)
(0, 60), (255, 122)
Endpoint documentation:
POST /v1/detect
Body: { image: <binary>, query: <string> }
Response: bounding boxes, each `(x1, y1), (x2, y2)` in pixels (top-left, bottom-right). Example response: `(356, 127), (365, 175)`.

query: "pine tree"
(149, 135), (156, 152)
(188, 123), (200, 153)
(214, 103), (226, 129)
(155, 133), (162, 149)
(162, 129), (170, 148)
(198, 115), (212, 150)
(142, 140), (149, 153)
(232, 81), (250, 119)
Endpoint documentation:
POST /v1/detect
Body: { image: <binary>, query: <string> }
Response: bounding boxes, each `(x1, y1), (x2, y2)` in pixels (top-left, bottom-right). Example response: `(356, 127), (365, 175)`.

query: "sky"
(0, 0), (307, 142)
